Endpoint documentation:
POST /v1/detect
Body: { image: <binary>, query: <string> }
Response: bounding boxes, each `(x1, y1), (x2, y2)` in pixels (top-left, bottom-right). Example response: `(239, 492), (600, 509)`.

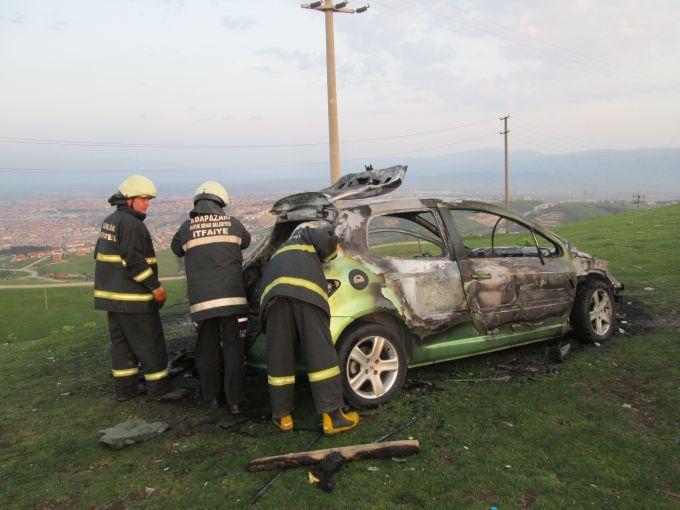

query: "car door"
(447, 207), (575, 339)
(365, 205), (469, 333)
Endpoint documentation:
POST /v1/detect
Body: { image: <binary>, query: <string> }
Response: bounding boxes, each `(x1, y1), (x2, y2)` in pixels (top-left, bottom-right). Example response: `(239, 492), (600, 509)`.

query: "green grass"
(554, 204), (680, 310)
(1, 206), (679, 508)
(43, 250), (184, 278)
(0, 251), (184, 285)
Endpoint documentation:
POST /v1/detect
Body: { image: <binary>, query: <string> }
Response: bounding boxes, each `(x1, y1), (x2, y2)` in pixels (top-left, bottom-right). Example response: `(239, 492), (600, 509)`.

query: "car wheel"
(338, 324), (407, 408)
(570, 279), (615, 343)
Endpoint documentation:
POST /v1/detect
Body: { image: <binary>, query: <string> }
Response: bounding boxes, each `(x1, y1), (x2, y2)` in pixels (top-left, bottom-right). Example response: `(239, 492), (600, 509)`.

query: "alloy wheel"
(589, 288), (613, 336)
(346, 335), (400, 399)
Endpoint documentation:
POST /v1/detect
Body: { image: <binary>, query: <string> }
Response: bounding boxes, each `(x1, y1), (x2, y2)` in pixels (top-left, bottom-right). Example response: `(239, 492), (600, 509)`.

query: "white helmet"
(194, 181), (229, 207)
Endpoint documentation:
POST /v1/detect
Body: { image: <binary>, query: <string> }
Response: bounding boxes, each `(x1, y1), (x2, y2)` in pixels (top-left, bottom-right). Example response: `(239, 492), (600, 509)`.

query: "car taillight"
(326, 279), (341, 297)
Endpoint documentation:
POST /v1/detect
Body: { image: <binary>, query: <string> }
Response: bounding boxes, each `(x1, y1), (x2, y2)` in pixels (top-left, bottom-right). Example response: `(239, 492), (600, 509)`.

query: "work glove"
(153, 286), (167, 304)
(237, 316), (248, 340)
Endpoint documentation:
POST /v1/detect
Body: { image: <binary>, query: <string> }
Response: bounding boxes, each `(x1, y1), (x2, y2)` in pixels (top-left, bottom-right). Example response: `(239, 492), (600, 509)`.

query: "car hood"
(270, 165), (407, 221)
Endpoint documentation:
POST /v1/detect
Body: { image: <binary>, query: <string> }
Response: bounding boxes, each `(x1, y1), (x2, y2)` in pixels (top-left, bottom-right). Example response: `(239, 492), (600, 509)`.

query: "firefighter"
(260, 223), (359, 435)
(94, 175), (188, 402)
(171, 181), (251, 414)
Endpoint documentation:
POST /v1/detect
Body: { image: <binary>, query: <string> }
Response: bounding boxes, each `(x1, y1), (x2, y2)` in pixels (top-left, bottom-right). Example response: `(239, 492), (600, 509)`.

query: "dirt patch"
(520, 489), (539, 508)
(440, 452), (457, 464)
(615, 299), (680, 335)
(466, 487), (497, 505)
(403, 378), (439, 395)
(592, 374), (668, 427)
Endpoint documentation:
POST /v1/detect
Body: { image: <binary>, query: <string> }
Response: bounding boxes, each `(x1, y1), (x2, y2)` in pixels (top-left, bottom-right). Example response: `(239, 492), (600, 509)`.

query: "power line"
(0, 132), (498, 174)
(513, 118), (616, 150)
(437, 2), (669, 86)
(384, 0), (679, 88)
(0, 119), (496, 150)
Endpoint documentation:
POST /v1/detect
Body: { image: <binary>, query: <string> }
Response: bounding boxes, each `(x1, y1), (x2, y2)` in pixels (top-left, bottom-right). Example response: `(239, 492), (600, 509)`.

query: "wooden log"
(246, 439), (419, 472)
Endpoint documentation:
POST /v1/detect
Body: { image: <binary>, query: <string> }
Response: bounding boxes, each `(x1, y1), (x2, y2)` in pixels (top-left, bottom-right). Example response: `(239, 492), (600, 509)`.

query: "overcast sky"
(1, 0), (679, 180)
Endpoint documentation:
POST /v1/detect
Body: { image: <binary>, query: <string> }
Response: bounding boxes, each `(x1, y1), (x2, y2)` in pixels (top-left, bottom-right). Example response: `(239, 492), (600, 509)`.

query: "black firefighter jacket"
(171, 200), (251, 322)
(94, 205), (161, 313)
(259, 226), (339, 332)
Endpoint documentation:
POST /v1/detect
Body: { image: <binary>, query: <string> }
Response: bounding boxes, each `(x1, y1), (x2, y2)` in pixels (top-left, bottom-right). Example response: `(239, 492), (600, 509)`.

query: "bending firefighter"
(259, 223), (359, 435)
(94, 175), (187, 402)
(171, 181), (251, 414)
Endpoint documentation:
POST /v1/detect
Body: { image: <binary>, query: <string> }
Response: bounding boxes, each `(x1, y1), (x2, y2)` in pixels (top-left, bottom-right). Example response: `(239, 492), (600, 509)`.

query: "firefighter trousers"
(195, 316), (244, 405)
(264, 298), (344, 419)
(107, 311), (172, 398)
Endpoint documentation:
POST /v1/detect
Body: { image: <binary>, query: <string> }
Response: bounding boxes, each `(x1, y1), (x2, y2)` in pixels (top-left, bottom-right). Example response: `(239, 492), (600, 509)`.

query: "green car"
(244, 166), (622, 407)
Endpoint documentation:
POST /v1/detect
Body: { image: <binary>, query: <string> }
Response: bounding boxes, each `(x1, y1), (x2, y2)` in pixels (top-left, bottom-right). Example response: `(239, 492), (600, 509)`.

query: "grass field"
(0, 250), (184, 285)
(0, 206), (678, 509)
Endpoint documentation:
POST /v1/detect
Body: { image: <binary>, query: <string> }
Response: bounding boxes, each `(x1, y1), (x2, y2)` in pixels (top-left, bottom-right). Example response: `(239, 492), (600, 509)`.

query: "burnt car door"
(366, 202), (469, 333)
(446, 207), (575, 339)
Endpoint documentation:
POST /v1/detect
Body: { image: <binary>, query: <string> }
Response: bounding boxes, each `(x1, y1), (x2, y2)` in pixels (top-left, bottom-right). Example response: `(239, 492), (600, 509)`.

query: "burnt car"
(243, 166), (622, 407)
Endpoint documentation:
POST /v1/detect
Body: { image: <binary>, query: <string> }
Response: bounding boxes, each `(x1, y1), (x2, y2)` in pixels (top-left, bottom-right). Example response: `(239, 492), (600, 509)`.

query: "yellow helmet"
(194, 181), (229, 207)
(118, 175), (157, 199)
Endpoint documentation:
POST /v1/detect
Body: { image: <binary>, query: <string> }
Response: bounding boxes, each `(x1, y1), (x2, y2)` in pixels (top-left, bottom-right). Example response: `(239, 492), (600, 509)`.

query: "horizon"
(2, 1), (680, 193)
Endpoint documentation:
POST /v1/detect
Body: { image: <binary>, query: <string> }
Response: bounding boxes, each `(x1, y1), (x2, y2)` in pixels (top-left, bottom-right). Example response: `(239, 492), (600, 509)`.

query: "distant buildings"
(0, 195), (276, 254)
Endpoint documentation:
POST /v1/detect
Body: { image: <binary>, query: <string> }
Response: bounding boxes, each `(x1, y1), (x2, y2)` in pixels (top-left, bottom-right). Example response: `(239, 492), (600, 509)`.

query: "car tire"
(570, 279), (616, 344)
(337, 324), (407, 408)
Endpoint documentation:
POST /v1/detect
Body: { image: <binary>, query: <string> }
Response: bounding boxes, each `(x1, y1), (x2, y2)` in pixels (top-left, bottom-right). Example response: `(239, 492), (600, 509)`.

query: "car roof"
(337, 197), (549, 233)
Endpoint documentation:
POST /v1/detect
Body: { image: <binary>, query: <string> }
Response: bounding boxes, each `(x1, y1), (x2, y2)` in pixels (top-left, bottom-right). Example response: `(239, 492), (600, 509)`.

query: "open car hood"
(270, 165), (407, 220)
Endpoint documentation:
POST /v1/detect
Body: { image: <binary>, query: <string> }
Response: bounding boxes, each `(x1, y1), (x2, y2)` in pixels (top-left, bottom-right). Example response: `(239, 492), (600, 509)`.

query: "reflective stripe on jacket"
(259, 226), (338, 331)
(171, 200), (251, 322)
(94, 206), (161, 313)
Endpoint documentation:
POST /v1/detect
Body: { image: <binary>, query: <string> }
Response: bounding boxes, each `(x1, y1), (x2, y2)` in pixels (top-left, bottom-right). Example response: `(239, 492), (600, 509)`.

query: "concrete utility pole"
(500, 115), (510, 233)
(302, 1), (369, 184)
(500, 115), (510, 211)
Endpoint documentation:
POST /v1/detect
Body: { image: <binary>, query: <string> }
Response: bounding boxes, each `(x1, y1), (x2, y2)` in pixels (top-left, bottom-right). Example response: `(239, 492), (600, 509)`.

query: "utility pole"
(632, 192), (645, 211)
(500, 115), (510, 233)
(302, 1), (369, 184)
(500, 115), (510, 210)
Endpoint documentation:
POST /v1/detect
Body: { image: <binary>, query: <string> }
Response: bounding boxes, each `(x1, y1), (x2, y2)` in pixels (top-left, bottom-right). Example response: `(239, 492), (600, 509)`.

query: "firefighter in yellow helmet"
(94, 175), (188, 402)
(171, 181), (251, 414)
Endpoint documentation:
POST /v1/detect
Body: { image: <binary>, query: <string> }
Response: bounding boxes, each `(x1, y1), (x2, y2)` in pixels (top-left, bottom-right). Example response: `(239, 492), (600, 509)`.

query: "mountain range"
(3, 147), (679, 200)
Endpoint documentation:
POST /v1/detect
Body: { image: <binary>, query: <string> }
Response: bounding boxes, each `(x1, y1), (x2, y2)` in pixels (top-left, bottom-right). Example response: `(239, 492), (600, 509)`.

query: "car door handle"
(471, 272), (491, 280)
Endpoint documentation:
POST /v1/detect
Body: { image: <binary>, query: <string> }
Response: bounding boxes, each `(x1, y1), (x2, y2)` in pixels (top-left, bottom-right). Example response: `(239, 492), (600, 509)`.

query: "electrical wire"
(0, 132), (498, 174)
(513, 118), (616, 150)
(0, 119), (496, 150)
(432, 2), (669, 86)
(384, 0), (679, 89)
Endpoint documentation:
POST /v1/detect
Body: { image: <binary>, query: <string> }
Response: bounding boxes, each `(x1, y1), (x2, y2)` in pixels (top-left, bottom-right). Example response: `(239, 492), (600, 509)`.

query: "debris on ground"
(496, 361), (558, 375)
(307, 451), (346, 492)
(546, 341), (571, 363)
(98, 419), (170, 450)
(246, 439), (420, 472)
(448, 376), (512, 383)
(143, 487), (156, 499)
(402, 378), (437, 395)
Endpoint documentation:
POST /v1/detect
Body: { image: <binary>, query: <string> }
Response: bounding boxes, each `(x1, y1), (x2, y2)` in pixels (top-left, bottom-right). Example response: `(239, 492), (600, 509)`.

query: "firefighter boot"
(272, 415), (294, 432)
(322, 409), (360, 436)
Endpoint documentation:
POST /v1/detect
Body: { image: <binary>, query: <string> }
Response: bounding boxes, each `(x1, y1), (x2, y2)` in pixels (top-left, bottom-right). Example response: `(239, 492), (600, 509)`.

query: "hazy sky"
(1, 0), (679, 179)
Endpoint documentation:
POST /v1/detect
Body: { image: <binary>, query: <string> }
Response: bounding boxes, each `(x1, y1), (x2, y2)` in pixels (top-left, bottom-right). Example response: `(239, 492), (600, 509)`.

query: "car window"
(368, 211), (444, 258)
(449, 209), (559, 258)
